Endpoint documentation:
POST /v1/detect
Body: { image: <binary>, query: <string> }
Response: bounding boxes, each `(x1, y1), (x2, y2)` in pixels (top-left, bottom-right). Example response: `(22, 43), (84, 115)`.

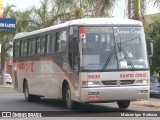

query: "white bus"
(13, 18), (150, 109)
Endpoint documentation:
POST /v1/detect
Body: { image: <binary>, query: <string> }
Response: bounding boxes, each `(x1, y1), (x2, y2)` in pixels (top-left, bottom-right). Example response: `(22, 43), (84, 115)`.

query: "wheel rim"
(66, 88), (71, 108)
(24, 84), (29, 99)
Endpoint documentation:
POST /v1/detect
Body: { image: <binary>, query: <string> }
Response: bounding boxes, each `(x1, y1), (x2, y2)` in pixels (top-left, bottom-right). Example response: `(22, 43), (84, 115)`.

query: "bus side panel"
(14, 58), (79, 101)
(13, 63), (24, 93)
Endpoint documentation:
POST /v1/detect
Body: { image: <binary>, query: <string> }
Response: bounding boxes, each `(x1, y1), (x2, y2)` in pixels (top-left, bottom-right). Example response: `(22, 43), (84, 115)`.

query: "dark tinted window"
(14, 41), (20, 57)
(47, 34), (55, 53)
(21, 40), (28, 56)
(37, 36), (45, 54)
(56, 31), (67, 52)
(28, 38), (36, 55)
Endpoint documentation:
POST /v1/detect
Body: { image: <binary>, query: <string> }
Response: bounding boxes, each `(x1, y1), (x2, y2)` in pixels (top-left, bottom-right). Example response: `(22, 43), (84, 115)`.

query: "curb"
(131, 100), (160, 108)
(0, 85), (14, 88)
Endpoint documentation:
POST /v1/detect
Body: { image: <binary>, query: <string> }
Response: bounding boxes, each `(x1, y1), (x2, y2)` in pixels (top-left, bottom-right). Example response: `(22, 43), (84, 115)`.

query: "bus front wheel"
(117, 100), (130, 108)
(65, 85), (75, 109)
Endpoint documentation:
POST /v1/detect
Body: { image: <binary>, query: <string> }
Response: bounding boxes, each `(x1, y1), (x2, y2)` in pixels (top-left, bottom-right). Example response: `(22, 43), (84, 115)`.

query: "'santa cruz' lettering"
(120, 74), (134, 78)
(120, 73), (147, 78)
(135, 73), (147, 77)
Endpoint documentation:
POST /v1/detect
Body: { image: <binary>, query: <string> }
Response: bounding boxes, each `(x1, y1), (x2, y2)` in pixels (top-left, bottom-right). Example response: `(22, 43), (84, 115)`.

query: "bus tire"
(117, 100), (130, 108)
(65, 85), (75, 110)
(24, 81), (40, 102)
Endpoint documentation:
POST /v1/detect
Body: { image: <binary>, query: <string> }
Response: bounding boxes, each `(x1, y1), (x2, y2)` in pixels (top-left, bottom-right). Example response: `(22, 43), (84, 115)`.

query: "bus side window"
(21, 40), (28, 56)
(40, 36), (45, 53)
(14, 41), (20, 58)
(37, 37), (41, 54)
(73, 37), (79, 69)
(56, 31), (67, 52)
(37, 36), (45, 54)
(47, 34), (55, 53)
(68, 28), (73, 68)
(28, 38), (36, 55)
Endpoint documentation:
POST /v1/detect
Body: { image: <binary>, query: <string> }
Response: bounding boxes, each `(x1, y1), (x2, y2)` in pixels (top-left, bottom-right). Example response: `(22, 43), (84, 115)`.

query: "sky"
(2, 0), (160, 18)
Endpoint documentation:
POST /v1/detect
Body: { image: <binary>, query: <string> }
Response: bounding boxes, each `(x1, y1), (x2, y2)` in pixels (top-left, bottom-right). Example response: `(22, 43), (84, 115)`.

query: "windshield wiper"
(102, 44), (116, 70)
(117, 40), (135, 70)
(102, 36), (140, 71)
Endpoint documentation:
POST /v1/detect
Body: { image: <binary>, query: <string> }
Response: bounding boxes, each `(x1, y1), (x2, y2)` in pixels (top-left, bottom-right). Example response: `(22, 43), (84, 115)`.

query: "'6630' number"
(88, 75), (100, 79)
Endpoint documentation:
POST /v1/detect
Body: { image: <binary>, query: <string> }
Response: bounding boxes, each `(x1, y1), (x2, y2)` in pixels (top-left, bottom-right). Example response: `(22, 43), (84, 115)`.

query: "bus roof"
(13, 18), (143, 40)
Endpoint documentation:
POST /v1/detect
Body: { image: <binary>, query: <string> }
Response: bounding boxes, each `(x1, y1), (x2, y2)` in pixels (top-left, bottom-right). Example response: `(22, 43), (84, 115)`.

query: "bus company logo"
(18, 63), (33, 72)
(116, 80), (121, 86)
(2, 112), (12, 117)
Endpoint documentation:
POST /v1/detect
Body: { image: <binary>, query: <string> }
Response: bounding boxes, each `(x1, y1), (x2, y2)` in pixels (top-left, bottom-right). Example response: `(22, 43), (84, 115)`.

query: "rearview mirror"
(147, 38), (153, 57)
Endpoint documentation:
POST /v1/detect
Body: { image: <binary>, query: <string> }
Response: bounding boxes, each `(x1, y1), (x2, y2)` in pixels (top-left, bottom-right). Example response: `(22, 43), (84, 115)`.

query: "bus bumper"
(80, 86), (150, 103)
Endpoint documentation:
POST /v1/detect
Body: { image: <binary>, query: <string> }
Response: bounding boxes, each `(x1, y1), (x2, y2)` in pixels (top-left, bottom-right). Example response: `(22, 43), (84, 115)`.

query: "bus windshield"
(79, 26), (149, 70)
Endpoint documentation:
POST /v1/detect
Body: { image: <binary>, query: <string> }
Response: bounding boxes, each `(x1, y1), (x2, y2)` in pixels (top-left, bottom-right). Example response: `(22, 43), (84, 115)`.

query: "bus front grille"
(101, 80), (135, 86)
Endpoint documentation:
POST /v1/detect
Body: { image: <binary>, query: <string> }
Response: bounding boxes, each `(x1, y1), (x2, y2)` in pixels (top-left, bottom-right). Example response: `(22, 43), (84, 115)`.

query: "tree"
(153, 0), (160, 9)
(0, 4), (15, 85)
(132, 0), (142, 20)
(32, 0), (71, 28)
(32, 0), (50, 28)
(127, 0), (146, 21)
(13, 8), (34, 32)
(145, 17), (160, 75)
(49, 0), (119, 22)
(87, 0), (118, 17)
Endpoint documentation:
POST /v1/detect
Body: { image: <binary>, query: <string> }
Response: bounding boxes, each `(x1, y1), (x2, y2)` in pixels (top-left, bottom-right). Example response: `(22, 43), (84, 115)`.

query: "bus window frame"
(20, 39), (28, 57)
(36, 36), (46, 54)
(55, 29), (67, 53)
(13, 40), (20, 58)
(28, 38), (36, 56)
(46, 33), (56, 53)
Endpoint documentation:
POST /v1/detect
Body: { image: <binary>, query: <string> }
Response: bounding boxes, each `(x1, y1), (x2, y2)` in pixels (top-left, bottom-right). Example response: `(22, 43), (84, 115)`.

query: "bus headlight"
(81, 81), (101, 87)
(136, 80), (148, 84)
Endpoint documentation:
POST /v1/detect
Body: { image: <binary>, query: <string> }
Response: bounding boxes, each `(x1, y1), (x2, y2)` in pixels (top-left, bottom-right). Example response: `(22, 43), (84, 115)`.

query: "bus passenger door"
(68, 26), (79, 89)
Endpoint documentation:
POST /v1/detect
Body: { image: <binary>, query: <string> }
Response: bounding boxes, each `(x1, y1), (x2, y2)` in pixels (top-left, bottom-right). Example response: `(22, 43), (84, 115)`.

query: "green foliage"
(0, 0), (119, 74)
(145, 16), (160, 75)
(0, 52), (12, 60)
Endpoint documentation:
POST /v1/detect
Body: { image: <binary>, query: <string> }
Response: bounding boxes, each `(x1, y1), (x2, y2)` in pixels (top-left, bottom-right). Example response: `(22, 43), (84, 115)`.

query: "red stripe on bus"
(14, 59), (81, 102)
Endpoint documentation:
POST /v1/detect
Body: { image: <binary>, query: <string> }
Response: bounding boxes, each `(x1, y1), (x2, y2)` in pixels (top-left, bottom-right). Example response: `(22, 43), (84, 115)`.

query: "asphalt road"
(0, 85), (160, 119)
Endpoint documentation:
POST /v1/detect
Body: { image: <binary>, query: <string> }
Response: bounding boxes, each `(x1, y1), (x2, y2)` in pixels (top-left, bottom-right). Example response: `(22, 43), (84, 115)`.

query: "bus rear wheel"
(24, 81), (40, 102)
(117, 100), (130, 108)
(65, 85), (75, 110)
